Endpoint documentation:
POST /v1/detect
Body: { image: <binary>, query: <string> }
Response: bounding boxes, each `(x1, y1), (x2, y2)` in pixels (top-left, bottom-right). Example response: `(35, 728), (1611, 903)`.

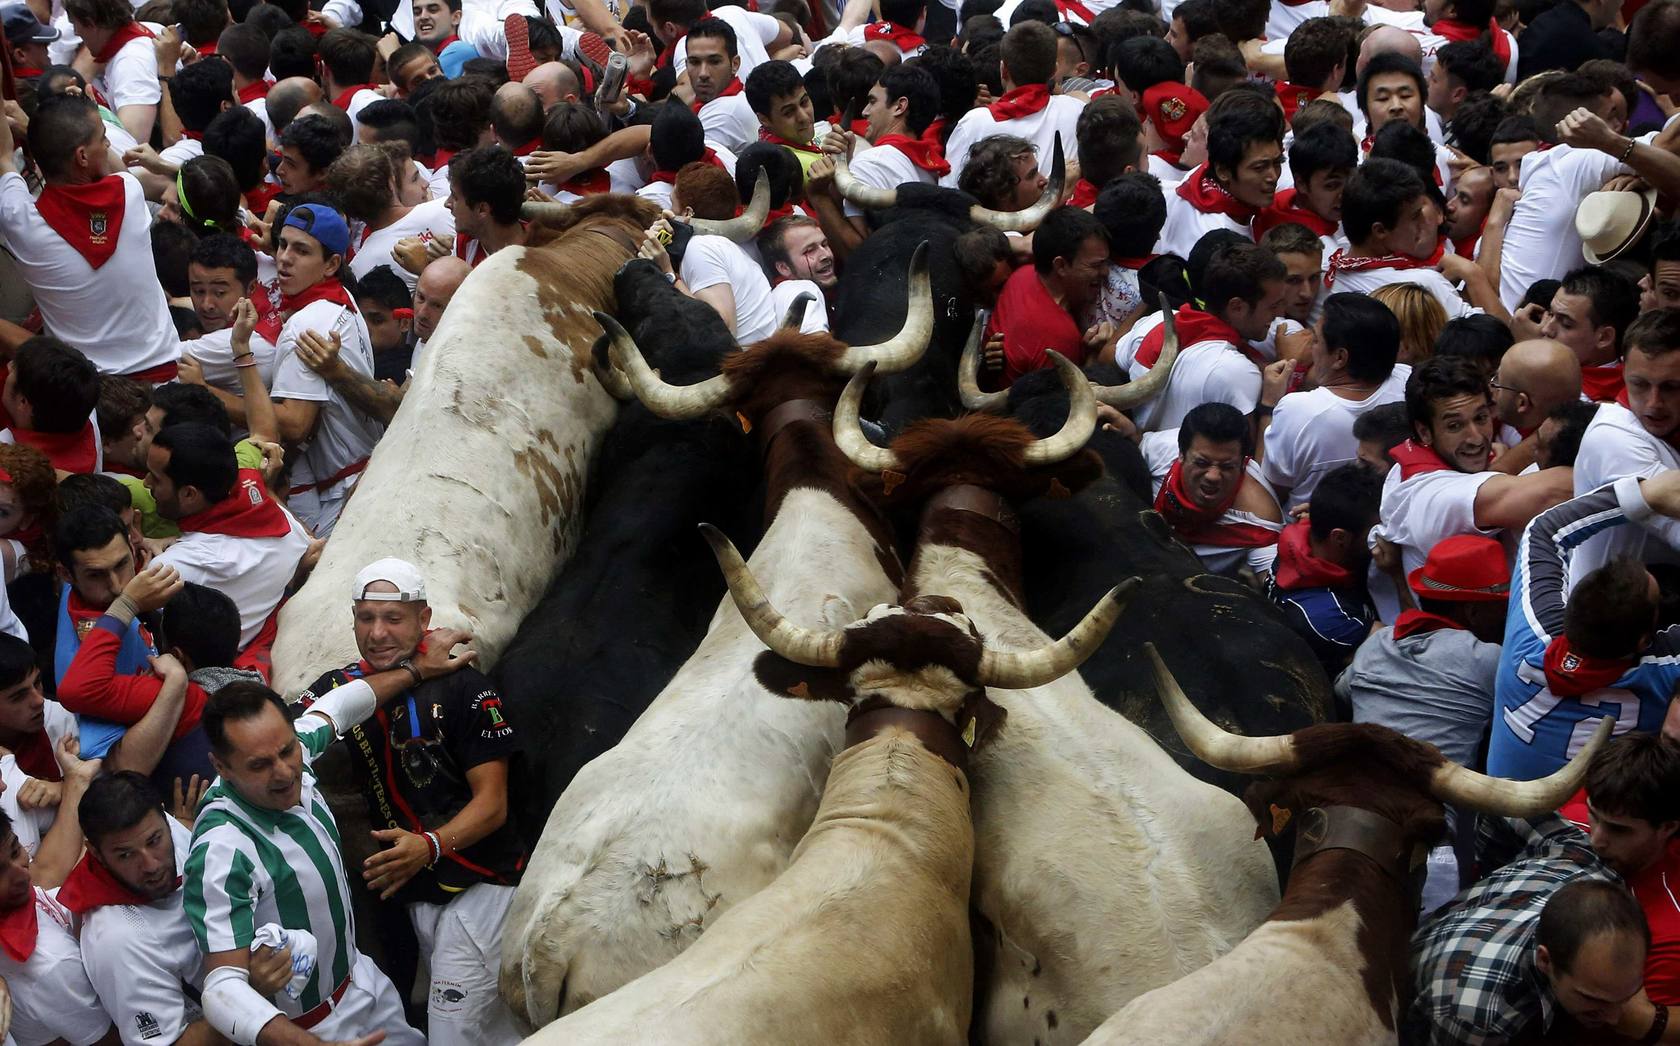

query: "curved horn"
(595, 311), (735, 419)
(699, 523), (845, 667)
(781, 291), (818, 330)
(1429, 716), (1615, 817)
(520, 201), (574, 223)
(1148, 644), (1299, 773)
(1093, 294), (1179, 410)
(969, 133), (1066, 232)
(1019, 351), (1098, 466)
(689, 170), (771, 243)
(833, 146), (899, 210)
(957, 313), (1008, 412)
(977, 578), (1133, 688)
(835, 241), (933, 375)
(589, 333), (635, 400)
(833, 362), (904, 473)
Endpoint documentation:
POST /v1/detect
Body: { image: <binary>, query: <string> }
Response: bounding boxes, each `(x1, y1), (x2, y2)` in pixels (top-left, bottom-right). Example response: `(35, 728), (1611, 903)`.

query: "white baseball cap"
(351, 558), (427, 602)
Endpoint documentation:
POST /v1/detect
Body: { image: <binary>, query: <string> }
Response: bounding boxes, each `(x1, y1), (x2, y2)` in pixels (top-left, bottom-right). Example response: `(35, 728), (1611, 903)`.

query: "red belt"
(125, 361), (180, 384)
(289, 457), (368, 497)
(293, 973), (352, 1029)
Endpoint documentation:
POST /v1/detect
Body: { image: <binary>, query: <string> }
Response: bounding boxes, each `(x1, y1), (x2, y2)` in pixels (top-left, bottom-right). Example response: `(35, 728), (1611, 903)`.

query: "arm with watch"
(1616, 992), (1675, 1044)
(1252, 358), (1294, 461)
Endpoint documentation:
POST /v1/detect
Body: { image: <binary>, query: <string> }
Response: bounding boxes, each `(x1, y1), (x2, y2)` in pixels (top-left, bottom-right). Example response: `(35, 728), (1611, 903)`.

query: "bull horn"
(1019, 351), (1098, 466)
(699, 523), (846, 667)
(977, 578), (1133, 688)
(1148, 644), (1299, 773)
(833, 362), (903, 473)
(957, 314), (1008, 412)
(1429, 716), (1614, 817)
(835, 242), (933, 374)
(833, 147), (899, 210)
(689, 170), (771, 243)
(520, 201), (574, 222)
(969, 133), (1066, 233)
(595, 311), (735, 419)
(782, 291), (817, 330)
(1092, 294), (1178, 410)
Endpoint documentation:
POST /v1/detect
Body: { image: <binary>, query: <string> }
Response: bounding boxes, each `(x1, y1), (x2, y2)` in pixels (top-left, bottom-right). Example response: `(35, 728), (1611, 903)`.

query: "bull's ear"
(957, 689), (1007, 750)
(752, 652), (852, 703)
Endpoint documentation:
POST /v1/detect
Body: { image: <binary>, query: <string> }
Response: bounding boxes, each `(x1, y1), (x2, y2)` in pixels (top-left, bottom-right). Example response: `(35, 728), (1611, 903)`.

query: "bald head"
(523, 62), (580, 110)
(414, 257), (472, 342)
(492, 82), (545, 148)
(1493, 339), (1584, 432)
(1358, 26), (1422, 74)
(266, 77), (324, 136)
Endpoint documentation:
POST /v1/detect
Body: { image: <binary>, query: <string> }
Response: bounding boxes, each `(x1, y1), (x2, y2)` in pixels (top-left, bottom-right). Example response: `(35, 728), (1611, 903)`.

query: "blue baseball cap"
(281, 204), (351, 259)
(1, 4), (57, 46)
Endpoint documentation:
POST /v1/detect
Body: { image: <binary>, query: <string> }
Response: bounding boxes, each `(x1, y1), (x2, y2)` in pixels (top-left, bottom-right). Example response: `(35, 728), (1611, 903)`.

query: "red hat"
(1407, 535), (1510, 603)
(1142, 82), (1209, 153)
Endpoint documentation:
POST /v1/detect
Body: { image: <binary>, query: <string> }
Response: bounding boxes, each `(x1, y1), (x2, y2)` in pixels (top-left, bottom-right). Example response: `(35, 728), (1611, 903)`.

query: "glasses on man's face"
(1488, 377), (1523, 396)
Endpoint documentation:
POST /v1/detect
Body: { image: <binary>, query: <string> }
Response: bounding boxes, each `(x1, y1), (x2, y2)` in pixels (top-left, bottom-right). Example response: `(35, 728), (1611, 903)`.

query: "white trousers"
(409, 882), (523, 1046)
(314, 951), (426, 1045)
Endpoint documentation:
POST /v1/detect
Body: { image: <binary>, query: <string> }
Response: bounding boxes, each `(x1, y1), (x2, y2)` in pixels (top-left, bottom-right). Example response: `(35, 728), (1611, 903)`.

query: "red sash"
(1392, 609), (1465, 639)
(1275, 82), (1317, 123)
(1176, 164), (1259, 223)
(34, 176), (128, 269)
(1272, 519), (1355, 589)
(1069, 178), (1100, 208)
(1389, 439), (1454, 480)
(0, 893), (38, 962)
(1323, 247), (1432, 289)
(1543, 635), (1635, 697)
(237, 80), (271, 103)
(511, 138), (541, 157)
(863, 21), (925, 52)
(429, 33), (460, 55)
(1153, 459), (1277, 548)
(691, 77), (744, 114)
(1432, 17), (1511, 72)
(93, 21), (154, 63)
(1253, 187), (1338, 239)
(987, 83), (1051, 121)
(877, 133), (950, 177)
(13, 67), (43, 78)
(760, 129), (821, 154)
(1580, 364), (1625, 403)
(330, 83), (377, 111)
(560, 169), (612, 196)
(13, 423), (99, 474)
(11, 724), (61, 783)
(179, 469), (293, 538)
(253, 278), (354, 344)
(58, 852), (179, 915)
(1135, 304), (1265, 369)
(655, 30), (686, 71)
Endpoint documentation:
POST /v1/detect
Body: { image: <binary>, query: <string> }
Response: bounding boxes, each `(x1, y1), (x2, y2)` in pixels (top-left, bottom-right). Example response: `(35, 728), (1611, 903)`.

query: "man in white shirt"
(155, 59), (230, 171)
(0, 96), (179, 380)
(1263, 293), (1410, 511)
(815, 64), (945, 255)
(942, 21), (1081, 186)
(1536, 266), (1641, 403)
(330, 142), (455, 290)
(63, 0), (159, 143)
(760, 215), (835, 333)
(1139, 402), (1284, 577)
(685, 18), (760, 154)
(217, 23), (275, 141)
(1154, 94), (1283, 259)
(319, 27), (383, 134)
(654, 178), (777, 343)
(447, 145), (528, 267)
(649, 0), (786, 84)
(1487, 338), (1582, 450)
(183, 234), (280, 395)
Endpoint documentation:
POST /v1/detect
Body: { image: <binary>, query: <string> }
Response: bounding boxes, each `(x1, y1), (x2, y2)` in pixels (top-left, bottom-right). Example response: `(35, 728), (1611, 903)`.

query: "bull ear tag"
(1269, 804), (1292, 835)
(882, 469), (906, 495)
(961, 717), (978, 748)
(788, 681), (811, 698)
(736, 411), (752, 434)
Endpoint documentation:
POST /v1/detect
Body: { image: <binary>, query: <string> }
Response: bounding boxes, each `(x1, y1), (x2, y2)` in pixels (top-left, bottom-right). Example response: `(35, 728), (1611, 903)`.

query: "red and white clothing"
(183, 326), (281, 396)
(1252, 187), (1347, 260)
(331, 83), (383, 137)
(240, 84), (275, 142)
(1265, 1), (1328, 43)
(0, 417), (104, 475)
(1154, 167), (1258, 260)
(0, 702), (77, 860)
(845, 19), (927, 60)
(156, 135), (203, 170)
(671, 4), (779, 79)
(1567, 402), (1680, 586)
(1260, 366), (1411, 509)
(1419, 21), (1520, 85)
(940, 86), (1082, 188)
(633, 142), (740, 211)
(842, 139), (940, 218)
(93, 22), (164, 116)
(694, 88), (760, 154)
(1369, 439), (1501, 621)
(0, 887), (110, 1046)
(1323, 251), (1479, 319)
(1124, 305), (1263, 432)
(351, 198), (455, 292)
(988, 263), (1086, 387)
(538, 164), (636, 203)
(1560, 792), (1680, 1006)
(0, 172), (178, 376)
(771, 279), (829, 334)
(1141, 431), (1282, 576)
(681, 235), (778, 345)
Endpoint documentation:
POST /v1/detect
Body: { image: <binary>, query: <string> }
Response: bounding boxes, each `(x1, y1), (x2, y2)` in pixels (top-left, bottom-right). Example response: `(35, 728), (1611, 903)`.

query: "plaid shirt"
(1403, 814), (1618, 1045)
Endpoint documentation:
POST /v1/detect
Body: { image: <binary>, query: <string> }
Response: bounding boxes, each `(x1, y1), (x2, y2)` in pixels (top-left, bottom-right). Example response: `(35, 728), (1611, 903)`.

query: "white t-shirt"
(681, 234), (777, 345)
(0, 888), (110, 1046)
(0, 703), (77, 860)
(695, 93), (760, 155)
(1266, 1), (1326, 42)
(1417, 26), (1520, 85)
(244, 96), (274, 143)
(1141, 431), (1282, 575)
(1126, 328), (1263, 433)
(843, 141), (935, 218)
(81, 819), (205, 1046)
(182, 327), (280, 395)
(342, 87), (382, 138)
(941, 94), (1083, 188)
(350, 198), (454, 291)
(155, 136), (202, 169)
(97, 26), (164, 114)
(1154, 181), (1253, 261)
(1567, 402), (1680, 586)
(672, 5), (779, 80)
(1326, 266), (1479, 320)
(1498, 141), (1642, 310)
(0, 172), (178, 376)
(1369, 461), (1499, 621)
(770, 279), (827, 333)
(1260, 366), (1411, 508)
(157, 503), (311, 648)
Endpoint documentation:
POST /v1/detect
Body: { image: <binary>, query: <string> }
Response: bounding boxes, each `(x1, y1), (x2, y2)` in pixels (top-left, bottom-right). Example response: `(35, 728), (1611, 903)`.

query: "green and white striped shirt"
(183, 683), (371, 1015)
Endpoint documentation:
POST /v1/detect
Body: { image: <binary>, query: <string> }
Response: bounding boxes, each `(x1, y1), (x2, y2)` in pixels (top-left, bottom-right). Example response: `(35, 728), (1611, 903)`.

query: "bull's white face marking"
(847, 660), (973, 717)
(860, 604), (978, 636)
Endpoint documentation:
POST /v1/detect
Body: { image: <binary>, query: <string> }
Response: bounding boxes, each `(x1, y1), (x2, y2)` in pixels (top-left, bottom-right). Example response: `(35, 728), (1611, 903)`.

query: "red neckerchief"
(1543, 635), (1635, 697)
(1323, 247), (1432, 289)
(691, 77), (744, 115)
(987, 83), (1051, 121)
(1254, 187), (1338, 239)
(13, 423), (99, 474)
(246, 182), (281, 216)
(1113, 254), (1155, 270)
(1273, 519), (1355, 589)
(432, 147), (457, 171)
(1153, 147), (1185, 168)
(560, 169), (612, 195)
(1069, 178), (1099, 208)
(1052, 0), (1094, 19)
(330, 83), (377, 111)
(1433, 17), (1510, 72)
(655, 30), (686, 71)
(510, 138), (541, 156)
(179, 469), (292, 538)
(863, 20), (925, 51)
(1389, 438), (1454, 480)
(763, 201), (796, 225)
(760, 128), (820, 154)
(34, 176), (127, 270)
(0, 893), (39, 962)
(13, 67), (43, 78)
(93, 21), (154, 63)
(253, 278), (353, 343)
(1275, 82), (1317, 122)
(1451, 234), (1479, 259)
(180, 129), (204, 141)
(302, 19), (326, 37)
(876, 133), (950, 177)
(1136, 304), (1264, 369)
(429, 33), (460, 54)
(1153, 459), (1277, 548)
(647, 147), (726, 185)
(58, 852), (178, 916)
(236, 80), (271, 103)
(1392, 609), (1465, 639)
(923, 117), (946, 145)
(1581, 363), (1625, 403)
(1176, 164), (1260, 223)
(11, 724), (61, 783)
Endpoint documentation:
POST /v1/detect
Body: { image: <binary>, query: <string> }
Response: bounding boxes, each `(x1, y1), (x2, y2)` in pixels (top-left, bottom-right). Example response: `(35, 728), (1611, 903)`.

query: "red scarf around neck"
(13, 66), (43, 78)
(1581, 363), (1625, 403)
(1153, 459), (1277, 548)
(429, 32), (460, 55)
(1389, 439), (1455, 480)
(254, 278), (353, 344)
(511, 138), (541, 157)
(1135, 304), (1264, 369)
(35, 176), (127, 270)
(691, 77), (744, 114)
(1323, 247), (1432, 289)
(1069, 178), (1100, 208)
(1543, 635), (1636, 697)
(1053, 0), (1094, 20)
(655, 30), (686, 71)
(761, 128), (821, 154)
(330, 83), (377, 111)
(560, 169), (612, 196)
(876, 133), (950, 177)
(1176, 164), (1260, 223)
(13, 423), (99, 475)
(93, 21), (154, 63)
(0, 893), (39, 962)
(1272, 519), (1356, 590)
(987, 83), (1051, 121)
(1275, 82), (1318, 123)
(1432, 17), (1511, 72)
(236, 80), (271, 104)
(1392, 609), (1465, 639)
(58, 851), (178, 915)
(179, 469), (292, 538)
(648, 147), (726, 184)
(1255, 187), (1338, 239)
(863, 20), (925, 52)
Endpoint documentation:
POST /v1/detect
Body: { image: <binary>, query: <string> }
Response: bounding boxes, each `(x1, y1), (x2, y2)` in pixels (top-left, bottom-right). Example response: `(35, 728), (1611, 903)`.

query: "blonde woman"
(1373, 282), (1448, 365)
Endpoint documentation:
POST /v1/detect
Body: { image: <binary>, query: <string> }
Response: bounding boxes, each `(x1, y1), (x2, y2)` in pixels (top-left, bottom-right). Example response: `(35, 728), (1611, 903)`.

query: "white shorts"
(410, 882), (522, 1046)
(313, 950), (425, 1045)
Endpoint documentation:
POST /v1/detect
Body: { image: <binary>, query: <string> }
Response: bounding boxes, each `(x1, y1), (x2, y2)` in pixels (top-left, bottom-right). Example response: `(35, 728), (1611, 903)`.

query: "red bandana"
(1543, 635), (1635, 697)
(1432, 17), (1510, 73)
(93, 21), (154, 63)
(647, 147), (726, 185)
(863, 20), (925, 52)
(246, 182), (281, 217)
(560, 169), (612, 196)
(12, 423), (99, 475)
(179, 469), (293, 538)
(11, 724), (61, 783)
(1176, 164), (1260, 224)
(1389, 439), (1457, 480)
(1272, 519), (1355, 590)
(236, 80), (271, 104)
(1580, 363), (1625, 403)
(1053, 0), (1094, 19)
(431, 147), (457, 171)
(923, 117), (946, 145)
(13, 67), (43, 78)
(876, 133), (950, 177)
(1135, 304), (1265, 369)
(0, 893), (39, 962)
(58, 852), (178, 916)
(1069, 178), (1100, 208)
(655, 30), (686, 71)
(511, 138), (540, 157)
(1253, 187), (1338, 239)
(761, 128), (821, 154)
(1113, 254), (1155, 270)
(1153, 459), (1276, 548)
(254, 278), (354, 344)
(691, 77), (744, 114)
(1152, 147), (1187, 170)
(34, 176), (127, 269)
(429, 33), (460, 55)
(1323, 247), (1432, 289)
(987, 83), (1052, 121)
(1392, 609), (1466, 640)
(1275, 82), (1317, 123)
(330, 83), (377, 111)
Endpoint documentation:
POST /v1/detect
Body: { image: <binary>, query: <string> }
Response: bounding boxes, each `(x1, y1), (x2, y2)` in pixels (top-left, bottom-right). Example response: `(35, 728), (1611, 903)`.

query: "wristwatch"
(397, 658), (422, 687)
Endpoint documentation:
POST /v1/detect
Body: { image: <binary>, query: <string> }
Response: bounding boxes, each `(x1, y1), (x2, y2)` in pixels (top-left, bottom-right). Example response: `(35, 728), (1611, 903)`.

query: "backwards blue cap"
(281, 204), (351, 259)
